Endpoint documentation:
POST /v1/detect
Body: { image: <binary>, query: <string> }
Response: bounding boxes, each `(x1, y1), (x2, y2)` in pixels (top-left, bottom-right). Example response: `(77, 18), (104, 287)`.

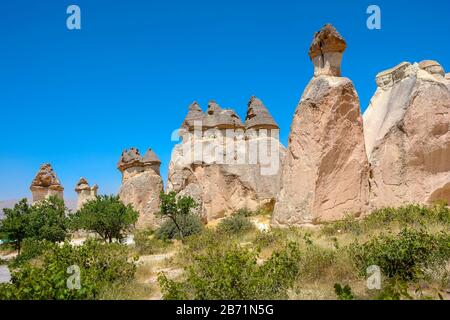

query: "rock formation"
(167, 98), (285, 222)
(272, 24), (370, 226)
(75, 178), (98, 210)
(30, 163), (64, 203)
(363, 60), (450, 207)
(117, 148), (164, 229)
(445, 73), (450, 91)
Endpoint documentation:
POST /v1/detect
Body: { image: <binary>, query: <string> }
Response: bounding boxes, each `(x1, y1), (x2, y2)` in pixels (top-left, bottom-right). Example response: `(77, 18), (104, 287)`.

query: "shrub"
(155, 214), (203, 240)
(26, 196), (70, 243)
(350, 228), (450, 281)
(0, 197), (70, 254)
(0, 240), (136, 300)
(298, 245), (337, 280)
(133, 229), (169, 255)
(0, 199), (30, 254)
(71, 195), (138, 242)
(157, 192), (200, 239)
(334, 283), (355, 300)
(216, 215), (255, 235)
(9, 239), (54, 267)
(158, 242), (301, 300)
(234, 208), (257, 218)
(323, 204), (450, 236)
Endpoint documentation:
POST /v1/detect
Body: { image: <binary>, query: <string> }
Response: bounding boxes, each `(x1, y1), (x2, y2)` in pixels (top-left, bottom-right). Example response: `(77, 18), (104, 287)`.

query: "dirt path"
(136, 251), (184, 300)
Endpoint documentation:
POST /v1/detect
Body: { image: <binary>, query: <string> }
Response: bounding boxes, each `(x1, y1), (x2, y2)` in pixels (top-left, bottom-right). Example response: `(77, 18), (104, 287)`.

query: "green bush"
(133, 229), (169, 255)
(0, 240), (136, 300)
(71, 195), (138, 243)
(216, 215), (255, 235)
(158, 242), (301, 300)
(155, 214), (203, 240)
(234, 208), (257, 218)
(298, 245), (336, 280)
(0, 197), (70, 254)
(9, 239), (54, 267)
(322, 204), (450, 236)
(157, 192), (200, 239)
(334, 283), (355, 300)
(350, 228), (450, 281)
(27, 197), (69, 243)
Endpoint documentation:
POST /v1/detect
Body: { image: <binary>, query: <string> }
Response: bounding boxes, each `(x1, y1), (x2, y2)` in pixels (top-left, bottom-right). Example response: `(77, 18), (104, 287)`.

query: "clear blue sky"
(1, 0), (449, 200)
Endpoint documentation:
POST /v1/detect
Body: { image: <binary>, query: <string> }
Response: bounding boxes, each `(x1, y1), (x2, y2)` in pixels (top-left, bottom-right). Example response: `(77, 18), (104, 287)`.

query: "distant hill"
(0, 199), (77, 220)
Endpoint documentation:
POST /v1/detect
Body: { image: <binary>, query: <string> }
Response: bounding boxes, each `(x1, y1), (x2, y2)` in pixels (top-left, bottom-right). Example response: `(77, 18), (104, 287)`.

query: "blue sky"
(1, 0), (449, 200)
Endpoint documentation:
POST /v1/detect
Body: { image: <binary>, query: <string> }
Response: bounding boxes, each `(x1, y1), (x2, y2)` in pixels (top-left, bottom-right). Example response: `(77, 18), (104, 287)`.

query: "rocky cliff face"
(75, 178), (98, 210)
(117, 148), (164, 229)
(272, 24), (370, 226)
(363, 60), (450, 207)
(30, 163), (64, 204)
(167, 98), (285, 222)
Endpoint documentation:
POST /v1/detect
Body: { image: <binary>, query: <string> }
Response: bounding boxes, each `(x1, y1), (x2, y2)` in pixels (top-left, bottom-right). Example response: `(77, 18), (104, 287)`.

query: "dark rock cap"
(245, 96), (279, 130)
(117, 148), (143, 171)
(203, 100), (245, 129)
(181, 101), (204, 130)
(30, 163), (64, 191)
(142, 148), (161, 166)
(75, 177), (91, 192)
(308, 24), (346, 60)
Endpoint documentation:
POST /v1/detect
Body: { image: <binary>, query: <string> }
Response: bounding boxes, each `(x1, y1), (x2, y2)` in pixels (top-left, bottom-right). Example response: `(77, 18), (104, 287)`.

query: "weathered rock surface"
(30, 163), (64, 203)
(363, 60), (450, 207)
(168, 98), (285, 222)
(118, 148), (164, 229)
(75, 178), (98, 210)
(272, 24), (370, 226)
(445, 73), (450, 91)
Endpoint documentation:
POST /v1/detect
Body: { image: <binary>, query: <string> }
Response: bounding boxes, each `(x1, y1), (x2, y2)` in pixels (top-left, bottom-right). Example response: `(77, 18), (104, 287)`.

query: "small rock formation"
(117, 148), (164, 229)
(75, 178), (98, 210)
(272, 24), (370, 226)
(308, 23), (346, 77)
(30, 163), (64, 203)
(167, 98), (285, 222)
(363, 60), (450, 207)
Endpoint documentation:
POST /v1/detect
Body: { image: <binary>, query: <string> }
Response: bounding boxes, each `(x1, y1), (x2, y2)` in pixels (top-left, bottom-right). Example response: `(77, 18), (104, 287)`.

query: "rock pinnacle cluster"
(27, 23), (450, 229)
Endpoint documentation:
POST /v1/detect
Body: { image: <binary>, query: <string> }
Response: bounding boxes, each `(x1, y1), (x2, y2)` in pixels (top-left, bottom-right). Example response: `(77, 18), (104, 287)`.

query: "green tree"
(0, 240), (136, 300)
(71, 195), (138, 242)
(158, 192), (199, 239)
(27, 196), (69, 243)
(0, 199), (31, 254)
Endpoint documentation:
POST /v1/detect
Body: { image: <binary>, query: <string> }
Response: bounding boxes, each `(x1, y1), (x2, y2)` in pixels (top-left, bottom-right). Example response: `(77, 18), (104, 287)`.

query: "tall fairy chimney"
(308, 24), (347, 77)
(30, 163), (64, 204)
(75, 177), (98, 210)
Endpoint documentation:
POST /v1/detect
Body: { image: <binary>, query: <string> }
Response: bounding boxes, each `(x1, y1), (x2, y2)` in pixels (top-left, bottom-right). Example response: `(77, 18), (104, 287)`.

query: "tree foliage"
(0, 197), (69, 254)
(71, 195), (138, 242)
(157, 192), (200, 239)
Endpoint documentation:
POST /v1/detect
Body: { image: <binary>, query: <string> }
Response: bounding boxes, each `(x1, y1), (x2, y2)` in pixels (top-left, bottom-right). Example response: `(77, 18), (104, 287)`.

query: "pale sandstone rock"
(445, 73), (450, 91)
(167, 98), (285, 222)
(272, 24), (370, 226)
(30, 163), (64, 203)
(118, 148), (164, 229)
(364, 61), (450, 207)
(75, 177), (98, 210)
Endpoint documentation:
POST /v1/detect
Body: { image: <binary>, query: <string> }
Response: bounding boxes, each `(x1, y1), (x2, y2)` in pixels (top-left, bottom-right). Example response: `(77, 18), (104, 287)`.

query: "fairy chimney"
(30, 163), (64, 203)
(308, 24), (347, 77)
(117, 148), (164, 229)
(75, 177), (98, 210)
